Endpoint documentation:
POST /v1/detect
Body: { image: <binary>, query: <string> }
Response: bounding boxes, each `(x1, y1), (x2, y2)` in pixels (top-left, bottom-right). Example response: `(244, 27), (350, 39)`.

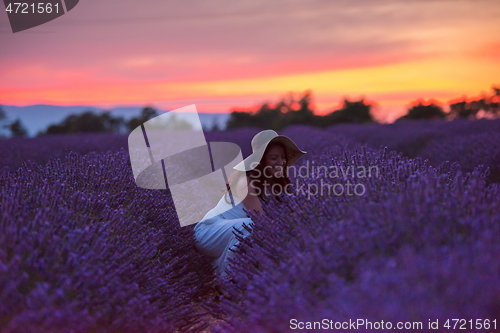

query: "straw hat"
(233, 129), (306, 171)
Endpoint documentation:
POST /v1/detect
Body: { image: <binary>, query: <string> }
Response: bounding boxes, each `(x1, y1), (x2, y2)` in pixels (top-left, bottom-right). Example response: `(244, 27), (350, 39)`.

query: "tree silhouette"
(449, 101), (471, 118)
(226, 110), (264, 130)
(0, 108), (32, 138)
(9, 118), (28, 137)
(323, 99), (374, 126)
(208, 116), (221, 131)
(44, 110), (125, 135)
(0, 106), (6, 123)
(490, 86), (500, 115)
(0, 106), (8, 138)
(226, 91), (317, 130)
(127, 106), (158, 131)
(256, 102), (286, 130)
(397, 101), (445, 121)
(286, 90), (316, 127)
(448, 86), (500, 119)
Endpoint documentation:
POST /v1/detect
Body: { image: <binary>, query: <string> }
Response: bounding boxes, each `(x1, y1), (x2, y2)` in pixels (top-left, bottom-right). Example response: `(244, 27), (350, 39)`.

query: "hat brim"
(233, 135), (306, 171)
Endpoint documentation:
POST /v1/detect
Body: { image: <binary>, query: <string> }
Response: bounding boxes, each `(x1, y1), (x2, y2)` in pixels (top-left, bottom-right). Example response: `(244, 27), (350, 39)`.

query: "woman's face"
(264, 144), (286, 178)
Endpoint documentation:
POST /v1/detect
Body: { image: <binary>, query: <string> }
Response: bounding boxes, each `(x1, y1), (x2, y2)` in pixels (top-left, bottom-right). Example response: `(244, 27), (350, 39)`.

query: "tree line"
(1, 85), (498, 138)
(42, 107), (159, 135)
(226, 91), (373, 131)
(0, 108), (28, 138)
(0, 106), (161, 138)
(226, 85), (500, 131)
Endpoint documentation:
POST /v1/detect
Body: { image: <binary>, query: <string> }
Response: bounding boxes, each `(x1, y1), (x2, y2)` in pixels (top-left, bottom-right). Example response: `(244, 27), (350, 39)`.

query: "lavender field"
(1, 119), (499, 332)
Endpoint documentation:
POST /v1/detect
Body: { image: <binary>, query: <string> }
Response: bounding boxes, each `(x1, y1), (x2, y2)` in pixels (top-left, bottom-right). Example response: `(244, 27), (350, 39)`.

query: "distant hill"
(0, 105), (231, 137)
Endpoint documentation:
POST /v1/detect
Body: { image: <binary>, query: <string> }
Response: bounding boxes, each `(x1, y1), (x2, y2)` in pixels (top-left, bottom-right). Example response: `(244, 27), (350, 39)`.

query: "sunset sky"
(1, 0), (499, 122)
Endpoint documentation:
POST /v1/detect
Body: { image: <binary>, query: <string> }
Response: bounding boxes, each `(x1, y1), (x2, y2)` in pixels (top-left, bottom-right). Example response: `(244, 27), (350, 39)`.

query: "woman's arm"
(233, 175), (264, 214)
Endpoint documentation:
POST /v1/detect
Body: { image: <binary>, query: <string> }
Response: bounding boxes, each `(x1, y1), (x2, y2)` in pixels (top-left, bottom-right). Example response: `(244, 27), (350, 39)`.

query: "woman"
(193, 129), (306, 278)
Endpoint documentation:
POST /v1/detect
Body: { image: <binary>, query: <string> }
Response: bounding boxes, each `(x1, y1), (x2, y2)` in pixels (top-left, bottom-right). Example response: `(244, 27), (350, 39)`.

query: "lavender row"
(327, 118), (500, 183)
(213, 143), (500, 332)
(1, 122), (499, 332)
(2, 119), (500, 184)
(0, 133), (128, 173)
(0, 149), (217, 332)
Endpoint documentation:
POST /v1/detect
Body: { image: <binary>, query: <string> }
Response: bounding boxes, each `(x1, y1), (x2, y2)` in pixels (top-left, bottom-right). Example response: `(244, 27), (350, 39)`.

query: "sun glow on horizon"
(2, 54), (498, 122)
(1, 0), (499, 122)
